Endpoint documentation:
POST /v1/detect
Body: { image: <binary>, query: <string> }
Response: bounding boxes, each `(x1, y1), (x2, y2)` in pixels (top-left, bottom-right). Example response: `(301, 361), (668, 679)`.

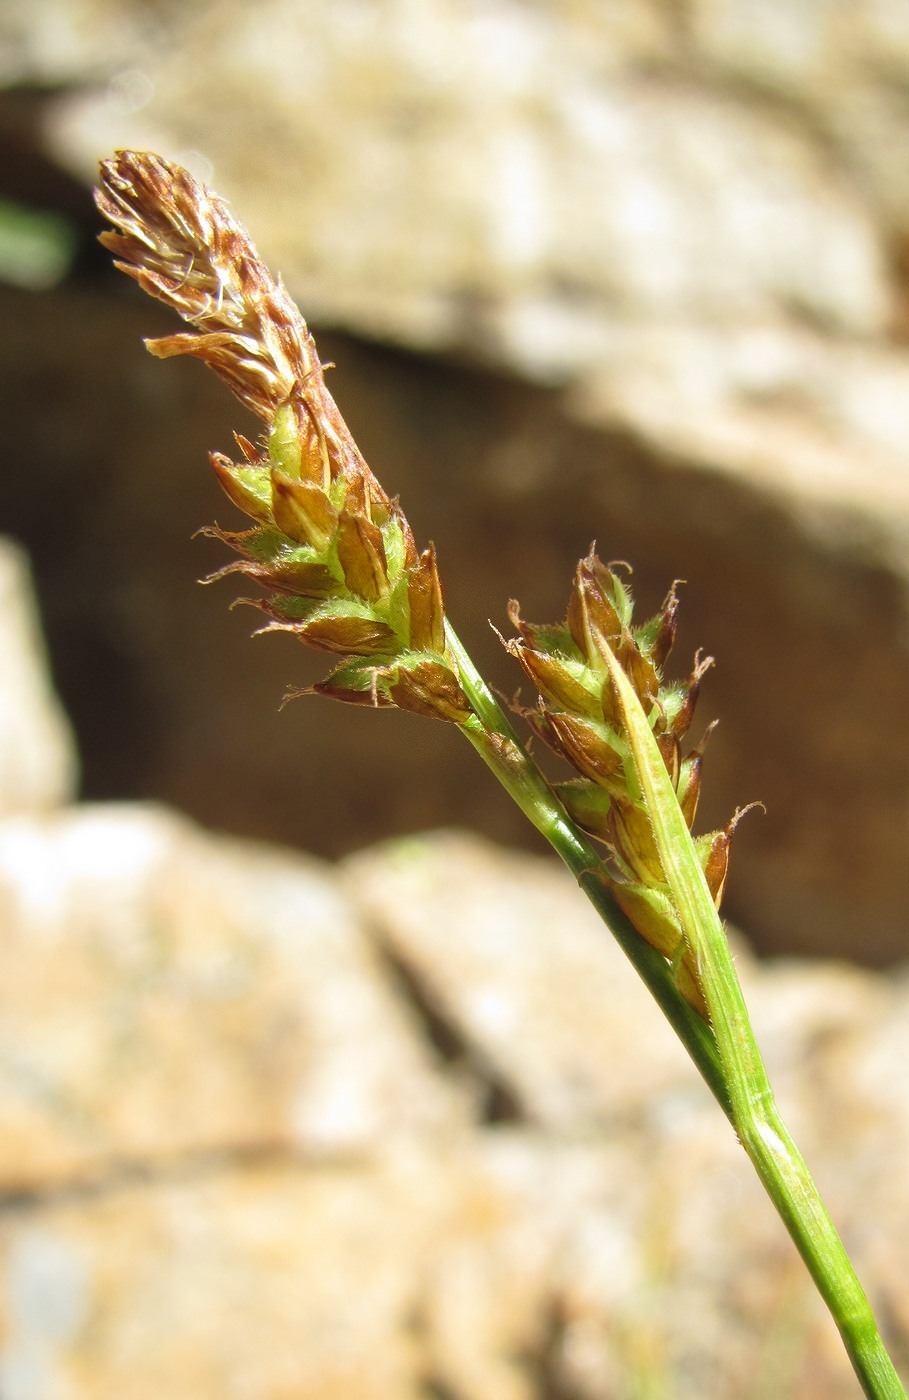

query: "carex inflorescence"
(95, 151), (470, 724)
(96, 150), (739, 1018)
(506, 550), (745, 1015)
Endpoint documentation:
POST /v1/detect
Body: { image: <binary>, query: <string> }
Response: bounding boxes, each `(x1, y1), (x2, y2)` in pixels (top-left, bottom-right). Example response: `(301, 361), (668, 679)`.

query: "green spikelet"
(506, 549), (739, 1017)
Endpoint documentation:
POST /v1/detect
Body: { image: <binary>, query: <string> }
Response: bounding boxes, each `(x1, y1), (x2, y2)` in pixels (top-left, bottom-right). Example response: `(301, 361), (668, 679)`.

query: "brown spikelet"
(649, 580), (682, 671)
(407, 546), (446, 653)
(271, 475), (339, 551)
(95, 150), (466, 726)
(95, 151), (391, 515)
(96, 152), (316, 420)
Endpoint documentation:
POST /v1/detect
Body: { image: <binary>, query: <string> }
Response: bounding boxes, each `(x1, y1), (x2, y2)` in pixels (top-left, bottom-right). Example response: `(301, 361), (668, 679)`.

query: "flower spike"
(505, 553), (740, 1016)
(95, 151), (465, 723)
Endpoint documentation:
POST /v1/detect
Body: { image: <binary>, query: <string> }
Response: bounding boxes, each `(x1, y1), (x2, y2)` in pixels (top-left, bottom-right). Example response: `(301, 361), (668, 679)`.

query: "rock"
(0, 1160), (440, 1400)
(342, 829), (707, 1131)
(0, 538), (77, 817)
(345, 831), (909, 1395)
(0, 1125), (896, 1398)
(25, 0), (893, 347)
(0, 810), (907, 1396)
(0, 805), (467, 1193)
(343, 829), (909, 1138)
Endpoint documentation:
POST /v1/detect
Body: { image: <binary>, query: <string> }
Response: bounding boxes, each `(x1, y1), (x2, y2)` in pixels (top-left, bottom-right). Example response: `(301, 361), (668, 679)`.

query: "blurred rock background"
(1, 0), (908, 960)
(1, 2), (909, 1395)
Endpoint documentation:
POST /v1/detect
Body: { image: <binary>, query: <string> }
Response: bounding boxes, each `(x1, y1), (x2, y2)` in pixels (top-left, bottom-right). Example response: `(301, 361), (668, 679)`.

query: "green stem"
(446, 620), (905, 1400)
(601, 645), (904, 1400)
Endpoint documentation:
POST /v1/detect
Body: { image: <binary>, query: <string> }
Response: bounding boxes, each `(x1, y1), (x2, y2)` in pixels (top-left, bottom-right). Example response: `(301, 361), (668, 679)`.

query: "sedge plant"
(95, 150), (905, 1399)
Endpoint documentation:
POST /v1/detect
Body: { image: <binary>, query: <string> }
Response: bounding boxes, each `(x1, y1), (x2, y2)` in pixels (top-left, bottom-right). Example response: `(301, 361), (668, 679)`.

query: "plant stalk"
(96, 147), (902, 1398)
(446, 620), (905, 1400)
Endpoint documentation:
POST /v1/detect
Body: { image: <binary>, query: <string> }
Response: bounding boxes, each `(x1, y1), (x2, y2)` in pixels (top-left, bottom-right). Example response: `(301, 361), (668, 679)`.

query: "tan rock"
(0, 813), (904, 1396)
(0, 806), (467, 1192)
(0, 1162), (435, 1400)
(37, 0), (891, 346)
(343, 830), (718, 1130)
(0, 1129), (887, 1400)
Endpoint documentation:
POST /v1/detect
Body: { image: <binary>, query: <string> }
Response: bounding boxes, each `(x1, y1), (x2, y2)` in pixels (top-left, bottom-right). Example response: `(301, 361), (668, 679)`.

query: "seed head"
(95, 151), (467, 724)
(97, 151), (315, 421)
(504, 550), (741, 1017)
